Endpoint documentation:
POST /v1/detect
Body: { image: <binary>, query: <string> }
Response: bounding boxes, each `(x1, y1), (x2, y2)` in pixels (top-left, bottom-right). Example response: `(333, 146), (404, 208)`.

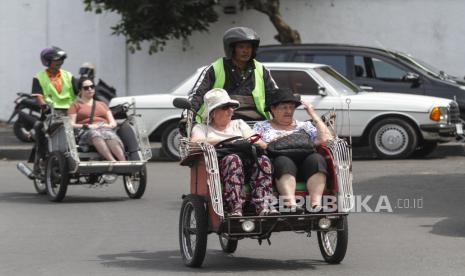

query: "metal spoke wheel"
(33, 178), (47, 195)
(123, 164), (147, 199)
(179, 194), (208, 267)
(369, 118), (418, 159)
(45, 151), (69, 202)
(317, 216), (348, 264)
(161, 122), (181, 161)
(219, 235), (238, 253)
(32, 155), (46, 195)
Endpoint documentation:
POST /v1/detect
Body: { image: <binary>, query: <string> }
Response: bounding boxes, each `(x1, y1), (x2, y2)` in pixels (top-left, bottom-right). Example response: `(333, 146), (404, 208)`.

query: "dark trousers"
(273, 153), (328, 182)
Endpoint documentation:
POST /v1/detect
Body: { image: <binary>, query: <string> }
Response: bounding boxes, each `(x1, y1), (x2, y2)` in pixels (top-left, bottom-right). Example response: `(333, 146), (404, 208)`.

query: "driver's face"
(49, 59), (64, 70)
(232, 42), (253, 63)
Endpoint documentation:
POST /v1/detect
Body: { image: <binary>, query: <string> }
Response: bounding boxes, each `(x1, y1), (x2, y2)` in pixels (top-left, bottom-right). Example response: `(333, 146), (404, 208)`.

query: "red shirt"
(68, 100), (110, 124)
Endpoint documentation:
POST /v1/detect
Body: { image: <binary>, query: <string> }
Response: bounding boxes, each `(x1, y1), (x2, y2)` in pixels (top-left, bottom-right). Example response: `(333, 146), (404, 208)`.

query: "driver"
(29, 46), (77, 163)
(189, 27), (278, 123)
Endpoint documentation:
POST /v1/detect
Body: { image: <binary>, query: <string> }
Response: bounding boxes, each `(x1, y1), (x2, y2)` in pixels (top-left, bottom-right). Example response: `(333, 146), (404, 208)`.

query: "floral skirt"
(79, 128), (124, 149)
(219, 154), (273, 213)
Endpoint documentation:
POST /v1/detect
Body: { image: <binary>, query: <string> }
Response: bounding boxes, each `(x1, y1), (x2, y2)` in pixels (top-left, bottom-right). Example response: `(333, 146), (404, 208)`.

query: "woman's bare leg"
(276, 174), (297, 209)
(91, 137), (116, 161)
(307, 172), (326, 208)
(106, 139), (126, 161)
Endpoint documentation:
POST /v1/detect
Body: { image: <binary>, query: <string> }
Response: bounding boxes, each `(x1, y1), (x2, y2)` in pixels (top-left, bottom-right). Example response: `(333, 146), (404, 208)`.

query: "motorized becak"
(17, 102), (152, 202)
(174, 98), (354, 267)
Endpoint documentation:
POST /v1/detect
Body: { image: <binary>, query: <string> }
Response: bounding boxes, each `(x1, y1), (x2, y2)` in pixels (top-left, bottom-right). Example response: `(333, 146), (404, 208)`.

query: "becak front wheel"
(179, 194), (208, 267)
(219, 235), (238, 253)
(45, 151), (69, 202)
(317, 216), (348, 264)
(123, 164), (147, 199)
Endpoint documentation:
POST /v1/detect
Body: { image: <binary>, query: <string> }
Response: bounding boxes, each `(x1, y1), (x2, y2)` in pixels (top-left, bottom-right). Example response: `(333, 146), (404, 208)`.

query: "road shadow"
(0, 192), (127, 204)
(97, 249), (327, 272)
(355, 173), (465, 238)
(352, 144), (465, 161)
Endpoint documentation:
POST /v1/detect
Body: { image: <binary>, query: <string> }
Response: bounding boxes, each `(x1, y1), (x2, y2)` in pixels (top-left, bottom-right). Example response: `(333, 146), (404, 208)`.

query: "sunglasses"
(82, 85), (95, 91)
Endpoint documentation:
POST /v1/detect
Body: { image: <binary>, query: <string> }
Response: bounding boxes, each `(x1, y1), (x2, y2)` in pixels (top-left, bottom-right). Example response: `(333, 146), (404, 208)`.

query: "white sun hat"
(203, 88), (240, 121)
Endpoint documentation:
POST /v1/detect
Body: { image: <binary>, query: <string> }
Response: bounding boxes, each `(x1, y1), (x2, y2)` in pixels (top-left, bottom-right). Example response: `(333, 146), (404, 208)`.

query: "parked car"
(110, 63), (462, 160)
(256, 44), (465, 119)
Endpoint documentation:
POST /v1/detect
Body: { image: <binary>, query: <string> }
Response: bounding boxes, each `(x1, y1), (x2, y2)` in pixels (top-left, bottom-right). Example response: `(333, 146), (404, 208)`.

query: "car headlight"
(430, 106), (449, 123)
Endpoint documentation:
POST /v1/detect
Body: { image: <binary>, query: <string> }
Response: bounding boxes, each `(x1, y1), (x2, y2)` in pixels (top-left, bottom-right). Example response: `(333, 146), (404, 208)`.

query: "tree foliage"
(84, 0), (300, 54)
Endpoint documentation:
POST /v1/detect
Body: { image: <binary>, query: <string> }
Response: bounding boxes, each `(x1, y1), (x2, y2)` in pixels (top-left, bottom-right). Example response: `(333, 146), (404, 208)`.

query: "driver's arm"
(189, 66), (215, 113)
(31, 78), (46, 106)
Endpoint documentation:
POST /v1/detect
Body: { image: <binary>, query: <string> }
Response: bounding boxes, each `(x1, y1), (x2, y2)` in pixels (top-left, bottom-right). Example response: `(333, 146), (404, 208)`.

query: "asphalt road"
(1, 151), (465, 275)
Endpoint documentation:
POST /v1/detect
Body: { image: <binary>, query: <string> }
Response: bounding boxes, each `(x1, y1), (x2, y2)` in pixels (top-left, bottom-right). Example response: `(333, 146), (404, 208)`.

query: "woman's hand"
(301, 101), (317, 119)
(255, 139), (268, 149)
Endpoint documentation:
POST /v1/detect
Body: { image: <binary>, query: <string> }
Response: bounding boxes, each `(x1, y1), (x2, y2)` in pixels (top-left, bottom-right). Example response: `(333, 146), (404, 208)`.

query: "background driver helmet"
(79, 62), (96, 80)
(222, 27), (260, 59)
(40, 46), (67, 67)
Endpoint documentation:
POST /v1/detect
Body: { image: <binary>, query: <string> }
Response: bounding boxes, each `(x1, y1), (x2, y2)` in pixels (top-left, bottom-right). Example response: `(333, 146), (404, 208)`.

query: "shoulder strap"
(89, 100), (97, 125)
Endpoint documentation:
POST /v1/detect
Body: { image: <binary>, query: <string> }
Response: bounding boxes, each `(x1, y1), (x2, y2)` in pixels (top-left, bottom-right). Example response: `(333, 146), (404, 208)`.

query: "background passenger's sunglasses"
(82, 85), (95, 91)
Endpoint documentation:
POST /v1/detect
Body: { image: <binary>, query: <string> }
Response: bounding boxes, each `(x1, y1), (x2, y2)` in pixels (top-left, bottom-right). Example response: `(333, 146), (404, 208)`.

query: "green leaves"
(84, 0), (218, 54)
(83, 0), (300, 54)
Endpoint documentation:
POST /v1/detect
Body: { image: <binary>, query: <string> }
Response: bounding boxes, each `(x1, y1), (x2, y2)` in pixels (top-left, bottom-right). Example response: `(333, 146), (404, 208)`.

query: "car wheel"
(317, 216), (348, 264)
(161, 122), (181, 161)
(179, 194), (208, 267)
(412, 141), (438, 158)
(369, 118), (418, 159)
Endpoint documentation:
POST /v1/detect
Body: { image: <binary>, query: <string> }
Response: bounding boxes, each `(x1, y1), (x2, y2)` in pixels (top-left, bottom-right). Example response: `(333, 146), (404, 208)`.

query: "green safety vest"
(196, 58), (270, 123)
(36, 69), (76, 109)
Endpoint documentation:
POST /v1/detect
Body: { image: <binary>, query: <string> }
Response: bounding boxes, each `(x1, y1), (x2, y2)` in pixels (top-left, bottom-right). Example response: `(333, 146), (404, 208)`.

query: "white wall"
(1, 0), (465, 120)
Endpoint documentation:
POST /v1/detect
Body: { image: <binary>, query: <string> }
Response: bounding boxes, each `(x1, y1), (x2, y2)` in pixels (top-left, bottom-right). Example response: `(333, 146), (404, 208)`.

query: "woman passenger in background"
(68, 77), (125, 161)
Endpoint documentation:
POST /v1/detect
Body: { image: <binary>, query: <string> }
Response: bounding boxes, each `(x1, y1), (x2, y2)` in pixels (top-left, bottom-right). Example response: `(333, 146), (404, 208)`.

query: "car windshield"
(314, 66), (360, 95)
(170, 68), (205, 95)
(393, 52), (446, 78)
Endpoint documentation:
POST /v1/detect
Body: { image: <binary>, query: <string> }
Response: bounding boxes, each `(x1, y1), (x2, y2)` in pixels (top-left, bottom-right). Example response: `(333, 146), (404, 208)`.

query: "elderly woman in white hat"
(191, 88), (278, 217)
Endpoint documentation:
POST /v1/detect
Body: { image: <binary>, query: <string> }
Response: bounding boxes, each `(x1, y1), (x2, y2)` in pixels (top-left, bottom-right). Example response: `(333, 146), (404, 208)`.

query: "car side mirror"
(318, 86), (327, 96)
(173, 97), (191, 110)
(403, 72), (420, 82)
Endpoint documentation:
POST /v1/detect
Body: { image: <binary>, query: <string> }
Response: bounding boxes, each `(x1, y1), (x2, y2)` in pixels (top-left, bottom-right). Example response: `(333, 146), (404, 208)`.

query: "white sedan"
(111, 62), (462, 160)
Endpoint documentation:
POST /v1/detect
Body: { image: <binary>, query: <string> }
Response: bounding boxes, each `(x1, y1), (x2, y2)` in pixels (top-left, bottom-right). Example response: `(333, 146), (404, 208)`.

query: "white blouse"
(191, 119), (255, 143)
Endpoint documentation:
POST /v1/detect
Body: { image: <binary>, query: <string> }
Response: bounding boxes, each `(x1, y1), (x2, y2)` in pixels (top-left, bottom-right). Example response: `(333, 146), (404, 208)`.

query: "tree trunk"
(246, 0), (301, 44)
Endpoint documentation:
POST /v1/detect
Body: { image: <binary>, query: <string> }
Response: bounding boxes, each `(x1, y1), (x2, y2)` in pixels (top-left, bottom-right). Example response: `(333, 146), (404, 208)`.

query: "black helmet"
(265, 88), (302, 112)
(79, 62), (96, 80)
(223, 27), (260, 59)
(40, 46), (67, 67)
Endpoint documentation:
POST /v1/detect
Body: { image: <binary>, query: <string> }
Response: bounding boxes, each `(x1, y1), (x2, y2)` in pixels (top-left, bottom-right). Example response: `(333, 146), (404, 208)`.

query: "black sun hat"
(265, 88), (302, 112)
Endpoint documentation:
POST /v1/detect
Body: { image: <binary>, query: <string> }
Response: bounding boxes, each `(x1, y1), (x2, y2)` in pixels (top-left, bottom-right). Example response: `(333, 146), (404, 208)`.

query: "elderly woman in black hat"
(191, 88), (277, 217)
(253, 88), (333, 213)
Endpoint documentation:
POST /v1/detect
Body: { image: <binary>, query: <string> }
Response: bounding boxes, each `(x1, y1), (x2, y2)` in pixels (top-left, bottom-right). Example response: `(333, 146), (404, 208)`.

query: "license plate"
(456, 123), (463, 135)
